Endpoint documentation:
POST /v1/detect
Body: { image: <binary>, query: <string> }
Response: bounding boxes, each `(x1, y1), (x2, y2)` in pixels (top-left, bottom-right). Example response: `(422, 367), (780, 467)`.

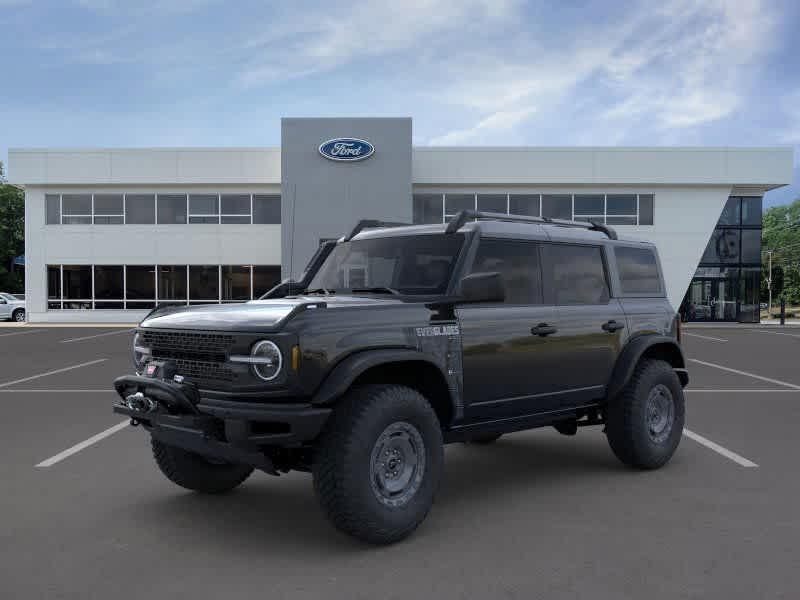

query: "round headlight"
(251, 340), (282, 381)
(132, 332), (150, 371)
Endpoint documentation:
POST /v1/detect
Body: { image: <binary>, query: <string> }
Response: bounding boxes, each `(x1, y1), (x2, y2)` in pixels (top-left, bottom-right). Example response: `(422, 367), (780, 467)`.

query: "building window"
(253, 194), (281, 224)
(444, 194), (474, 218)
(606, 195), (638, 225)
(413, 194), (443, 224)
(222, 265), (251, 301)
(125, 194), (155, 224)
(93, 194), (124, 224)
(47, 265), (62, 309)
(573, 195), (605, 222)
(189, 265), (219, 302)
(476, 194), (507, 213)
(189, 194), (219, 224)
(46, 194), (61, 225)
(94, 266), (124, 309)
(541, 195), (572, 220)
(62, 194), (92, 224)
(157, 194), (187, 224)
(221, 194), (251, 224)
(158, 266), (187, 303)
(509, 194), (540, 217)
(62, 265), (92, 309)
(253, 265), (281, 297)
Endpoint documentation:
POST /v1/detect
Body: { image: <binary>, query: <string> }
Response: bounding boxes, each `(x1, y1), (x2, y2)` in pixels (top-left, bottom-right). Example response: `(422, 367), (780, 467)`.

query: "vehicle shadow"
(127, 431), (642, 554)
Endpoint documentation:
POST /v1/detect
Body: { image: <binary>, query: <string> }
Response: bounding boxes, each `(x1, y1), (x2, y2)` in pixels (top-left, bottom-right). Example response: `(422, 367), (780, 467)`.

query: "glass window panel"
(221, 194), (250, 215)
(638, 194), (654, 225)
(94, 302), (125, 310)
(189, 265), (219, 300)
(94, 194), (123, 215)
(125, 194), (155, 224)
(574, 194), (604, 215)
(476, 194), (507, 213)
(413, 194), (443, 224)
(62, 216), (92, 224)
(739, 267), (761, 323)
(253, 265), (281, 297)
(62, 194), (91, 215)
(469, 239), (541, 304)
(189, 194), (219, 215)
(93, 216), (124, 224)
(541, 195), (572, 220)
(125, 300), (156, 310)
(157, 194), (187, 224)
(444, 194), (474, 215)
(253, 194), (281, 224)
(158, 265), (187, 301)
(93, 265), (123, 299)
(740, 229), (761, 263)
(222, 266), (251, 301)
(220, 215), (251, 224)
(606, 194), (637, 215)
(62, 265), (92, 299)
(741, 197), (762, 226)
(64, 301), (92, 310)
(189, 216), (219, 224)
(542, 244), (610, 305)
(702, 229), (740, 263)
(509, 194), (540, 217)
(125, 266), (155, 299)
(47, 266), (61, 299)
(615, 247), (662, 294)
(717, 197), (741, 225)
(606, 216), (637, 225)
(685, 267), (739, 321)
(46, 194), (61, 224)
(48, 301), (62, 310)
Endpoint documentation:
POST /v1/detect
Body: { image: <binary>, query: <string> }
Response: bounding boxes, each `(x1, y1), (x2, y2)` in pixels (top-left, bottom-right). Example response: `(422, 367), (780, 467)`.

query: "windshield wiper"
(350, 287), (400, 295)
(304, 288), (335, 295)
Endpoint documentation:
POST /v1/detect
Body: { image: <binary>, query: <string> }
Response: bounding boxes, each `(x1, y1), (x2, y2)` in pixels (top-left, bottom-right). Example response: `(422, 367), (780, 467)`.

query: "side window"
(543, 244), (609, 305)
(469, 239), (542, 304)
(615, 247), (662, 295)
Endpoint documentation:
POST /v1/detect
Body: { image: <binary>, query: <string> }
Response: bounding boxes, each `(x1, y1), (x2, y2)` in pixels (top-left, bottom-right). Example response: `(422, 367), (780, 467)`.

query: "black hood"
(140, 295), (408, 332)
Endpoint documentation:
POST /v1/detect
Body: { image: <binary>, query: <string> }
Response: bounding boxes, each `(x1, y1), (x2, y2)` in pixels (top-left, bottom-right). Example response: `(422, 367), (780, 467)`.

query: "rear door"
(457, 238), (563, 421)
(540, 243), (627, 408)
(0, 296), (10, 319)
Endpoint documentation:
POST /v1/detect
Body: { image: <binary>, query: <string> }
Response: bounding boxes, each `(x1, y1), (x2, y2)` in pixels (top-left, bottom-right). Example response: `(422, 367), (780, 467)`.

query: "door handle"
(531, 323), (557, 337)
(602, 320), (625, 333)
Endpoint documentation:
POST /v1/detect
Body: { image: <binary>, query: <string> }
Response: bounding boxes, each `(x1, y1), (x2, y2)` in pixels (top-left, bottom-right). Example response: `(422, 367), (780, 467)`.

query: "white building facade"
(8, 118), (794, 324)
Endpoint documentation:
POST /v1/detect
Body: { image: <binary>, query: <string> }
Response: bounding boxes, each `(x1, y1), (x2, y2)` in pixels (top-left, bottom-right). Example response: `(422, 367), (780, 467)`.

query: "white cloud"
(429, 107), (536, 145)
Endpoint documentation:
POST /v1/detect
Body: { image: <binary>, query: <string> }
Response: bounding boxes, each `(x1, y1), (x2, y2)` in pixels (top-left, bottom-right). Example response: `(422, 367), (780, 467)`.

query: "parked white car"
(0, 293), (26, 322)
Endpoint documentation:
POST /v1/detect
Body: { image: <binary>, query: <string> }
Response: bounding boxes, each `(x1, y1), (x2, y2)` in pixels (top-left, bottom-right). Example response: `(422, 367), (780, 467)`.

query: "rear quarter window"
(615, 246), (662, 295)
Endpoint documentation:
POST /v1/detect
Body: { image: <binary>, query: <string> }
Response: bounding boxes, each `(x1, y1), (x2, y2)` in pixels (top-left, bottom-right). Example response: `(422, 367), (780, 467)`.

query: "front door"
(687, 278), (737, 321)
(0, 298), (9, 319)
(458, 238), (565, 421)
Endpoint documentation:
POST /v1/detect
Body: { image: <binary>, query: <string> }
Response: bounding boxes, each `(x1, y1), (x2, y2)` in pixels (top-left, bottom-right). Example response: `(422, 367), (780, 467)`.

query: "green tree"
(762, 197), (800, 306)
(0, 161), (25, 293)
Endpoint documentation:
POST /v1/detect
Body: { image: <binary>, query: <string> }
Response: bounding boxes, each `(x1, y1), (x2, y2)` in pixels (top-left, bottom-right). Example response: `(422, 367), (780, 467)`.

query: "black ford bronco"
(114, 210), (688, 544)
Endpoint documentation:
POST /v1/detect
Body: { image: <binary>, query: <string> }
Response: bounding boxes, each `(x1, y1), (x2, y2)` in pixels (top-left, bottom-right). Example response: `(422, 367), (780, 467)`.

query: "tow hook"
(125, 391), (157, 413)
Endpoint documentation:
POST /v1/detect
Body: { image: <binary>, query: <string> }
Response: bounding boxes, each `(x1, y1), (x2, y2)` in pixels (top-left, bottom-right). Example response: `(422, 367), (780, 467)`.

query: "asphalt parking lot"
(2, 325), (799, 599)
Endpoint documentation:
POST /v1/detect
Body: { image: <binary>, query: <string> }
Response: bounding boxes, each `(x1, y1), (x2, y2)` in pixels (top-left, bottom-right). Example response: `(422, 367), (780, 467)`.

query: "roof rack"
(343, 219), (412, 242)
(444, 210), (618, 240)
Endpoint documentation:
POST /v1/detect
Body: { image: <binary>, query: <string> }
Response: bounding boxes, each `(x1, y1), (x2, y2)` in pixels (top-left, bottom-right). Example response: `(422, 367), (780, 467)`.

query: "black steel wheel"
(313, 384), (443, 544)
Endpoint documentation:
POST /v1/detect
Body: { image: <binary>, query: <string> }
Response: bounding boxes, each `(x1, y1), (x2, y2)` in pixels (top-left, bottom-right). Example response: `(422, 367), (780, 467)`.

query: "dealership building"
(8, 117), (794, 323)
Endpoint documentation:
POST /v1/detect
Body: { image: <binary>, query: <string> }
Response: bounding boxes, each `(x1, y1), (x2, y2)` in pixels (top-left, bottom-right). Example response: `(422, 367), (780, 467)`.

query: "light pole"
(767, 250), (773, 315)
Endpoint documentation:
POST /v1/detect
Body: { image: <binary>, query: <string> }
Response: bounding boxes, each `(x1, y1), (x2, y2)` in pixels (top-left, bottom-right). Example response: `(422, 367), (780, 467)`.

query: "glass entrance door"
(686, 278), (738, 321)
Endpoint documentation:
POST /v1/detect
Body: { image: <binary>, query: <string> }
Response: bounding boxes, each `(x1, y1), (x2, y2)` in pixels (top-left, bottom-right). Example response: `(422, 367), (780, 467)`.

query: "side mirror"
(459, 271), (505, 303)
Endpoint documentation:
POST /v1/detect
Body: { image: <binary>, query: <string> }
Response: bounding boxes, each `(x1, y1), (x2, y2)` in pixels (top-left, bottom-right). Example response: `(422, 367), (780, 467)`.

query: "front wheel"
(12, 309), (25, 322)
(313, 384), (443, 544)
(605, 359), (684, 469)
(151, 438), (253, 493)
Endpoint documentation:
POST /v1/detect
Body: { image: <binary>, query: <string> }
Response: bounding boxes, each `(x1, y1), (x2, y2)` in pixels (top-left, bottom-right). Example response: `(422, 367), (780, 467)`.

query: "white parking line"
(0, 359), (107, 389)
(685, 388), (800, 393)
(35, 420), (130, 468)
(0, 329), (44, 338)
(60, 329), (133, 343)
(683, 332), (728, 342)
(747, 329), (800, 339)
(683, 428), (758, 468)
(688, 358), (800, 390)
(0, 389), (114, 393)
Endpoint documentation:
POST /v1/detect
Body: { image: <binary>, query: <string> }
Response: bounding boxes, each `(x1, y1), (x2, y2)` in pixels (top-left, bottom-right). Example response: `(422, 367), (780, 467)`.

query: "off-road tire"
(468, 433), (502, 444)
(606, 359), (684, 469)
(151, 438), (253, 493)
(313, 384), (443, 544)
(12, 309), (25, 322)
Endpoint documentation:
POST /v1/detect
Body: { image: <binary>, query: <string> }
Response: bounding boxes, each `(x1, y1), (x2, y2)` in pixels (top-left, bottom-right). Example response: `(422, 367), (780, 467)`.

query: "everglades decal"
(415, 324), (460, 337)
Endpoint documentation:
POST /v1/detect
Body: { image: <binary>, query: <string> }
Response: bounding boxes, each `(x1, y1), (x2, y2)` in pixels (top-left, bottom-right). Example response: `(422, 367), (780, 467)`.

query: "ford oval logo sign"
(318, 138), (375, 162)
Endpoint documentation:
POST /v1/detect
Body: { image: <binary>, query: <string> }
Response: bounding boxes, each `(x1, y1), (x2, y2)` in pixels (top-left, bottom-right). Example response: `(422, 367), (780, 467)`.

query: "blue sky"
(1, 0), (798, 206)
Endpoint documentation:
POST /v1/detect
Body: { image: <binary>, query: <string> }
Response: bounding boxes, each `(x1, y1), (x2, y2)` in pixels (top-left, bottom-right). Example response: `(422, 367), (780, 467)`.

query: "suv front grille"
(141, 330), (237, 386)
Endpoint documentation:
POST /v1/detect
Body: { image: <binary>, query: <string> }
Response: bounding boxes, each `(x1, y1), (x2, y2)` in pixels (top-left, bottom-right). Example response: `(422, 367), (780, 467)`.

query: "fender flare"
(606, 335), (688, 400)
(311, 348), (455, 410)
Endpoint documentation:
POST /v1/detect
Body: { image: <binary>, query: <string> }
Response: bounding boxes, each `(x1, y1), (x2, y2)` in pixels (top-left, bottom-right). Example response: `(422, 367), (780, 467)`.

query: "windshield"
(0, 293), (16, 301)
(307, 234), (465, 295)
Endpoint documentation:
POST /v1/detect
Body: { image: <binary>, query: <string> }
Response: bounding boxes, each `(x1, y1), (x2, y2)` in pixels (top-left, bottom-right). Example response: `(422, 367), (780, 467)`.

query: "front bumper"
(113, 375), (331, 468)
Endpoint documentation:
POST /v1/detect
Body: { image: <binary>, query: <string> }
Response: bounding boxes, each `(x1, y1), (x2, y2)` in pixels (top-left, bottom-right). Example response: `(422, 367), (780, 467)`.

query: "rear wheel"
(313, 384), (443, 544)
(12, 309), (25, 322)
(605, 359), (684, 469)
(151, 438), (253, 493)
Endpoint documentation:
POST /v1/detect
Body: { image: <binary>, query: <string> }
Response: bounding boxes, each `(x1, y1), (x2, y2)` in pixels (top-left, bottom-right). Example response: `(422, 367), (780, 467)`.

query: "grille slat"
(141, 330), (236, 385)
